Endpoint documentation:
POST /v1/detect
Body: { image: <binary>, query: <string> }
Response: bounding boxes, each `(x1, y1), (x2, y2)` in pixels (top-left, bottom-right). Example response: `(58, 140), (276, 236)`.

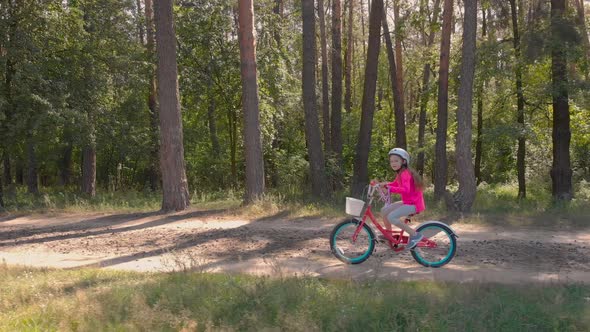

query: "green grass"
(0, 186), (343, 221)
(440, 181), (590, 228)
(0, 264), (589, 331)
(1, 182), (589, 228)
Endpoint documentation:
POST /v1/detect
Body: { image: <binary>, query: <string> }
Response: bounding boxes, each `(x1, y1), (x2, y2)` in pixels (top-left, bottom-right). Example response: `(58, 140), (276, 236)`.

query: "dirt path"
(1, 209), (589, 284)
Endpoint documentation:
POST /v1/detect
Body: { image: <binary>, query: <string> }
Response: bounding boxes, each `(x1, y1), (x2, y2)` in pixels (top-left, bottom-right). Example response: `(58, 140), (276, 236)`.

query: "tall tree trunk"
(145, 0), (160, 191)
(136, 0), (144, 44)
(318, 0), (331, 152)
(302, 0), (329, 199)
(550, 0), (572, 200)
(81, 145), (96, 196)
(0, 172), (4, 210)
(433, 0), (453, 201)
(474, 7), (486, 185)
(26, 140), (38, 194)
(16, 158), (23, 185)
(392, 0), (405, 123)
(154, 0), (191, 211)
(344, 0), (354, 114)
(574, 0), (590, 77)
(417, 0), (441, 176)
(453, 0), (477, 212)
(3, 15), (15, 192)
(3, 154), (11, 188)
(77, 2), (98, 197)
(509, 0), (526, 199)
(273, 0), (283, 46)
(207, 89), (221, 158)
(228, 107), (238, 188)
(59, 142), (72, 186)
(360, 0), (367, 56)
(238, 0), (265, 203)
(331, 0), (344, 189)
(351, 0), (383, 197)
(382, 9), (406, 149)
(475, 85), (483, 184)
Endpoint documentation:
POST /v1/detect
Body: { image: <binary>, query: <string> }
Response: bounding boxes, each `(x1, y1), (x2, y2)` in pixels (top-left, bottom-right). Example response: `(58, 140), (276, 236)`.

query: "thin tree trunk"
(318, 0), (331, 152)
(3, 154), (11, 188)
(26, 140), (38, 194)
(136, 0), (144, 44)
(76, 2), (98, 197)
(81, 144), (96, 196)
(574, 0), (590, 77)
(145, 0), (160, 191)
(273, 0), (283, 46)
(59, 142), (72, 186)
(475, 85), (483, 184)
(382, 9), (406, 149)
(509, 0), (526, 199)
(238, 0), (265, 203)
(331, 0), (344, 189)
(16, 158), (23, 185)
(344, 0), (354, 114)
(360, 0), (367, 56)
(0, 172), (4, 210)
(550, 0), (572, 200)
(474, 7), (486, 185)
(207, 72), (221, 157)
(417, 0), (441, 176)
(408, 80), (416, 110)
(154, 0), (191, 211)
(453, 0), (477, 212)
(302, 0), (329, 199)
(416, 63), (430, 175)
(351, 0), (383, 197)
(3, 15), (15, 191)
(392, 0), (405, 119)
(228, 107), (238, 188)
(433, 0), (453, 201)
(228, 6), (239, 189)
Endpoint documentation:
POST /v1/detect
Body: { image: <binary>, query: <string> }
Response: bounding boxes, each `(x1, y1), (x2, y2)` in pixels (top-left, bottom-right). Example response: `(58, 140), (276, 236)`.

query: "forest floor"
(1, 208), (589, 284)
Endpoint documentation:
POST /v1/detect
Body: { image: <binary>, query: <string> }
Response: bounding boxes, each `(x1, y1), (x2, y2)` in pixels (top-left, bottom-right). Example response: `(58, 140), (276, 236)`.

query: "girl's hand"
(378, 182), (388, 194)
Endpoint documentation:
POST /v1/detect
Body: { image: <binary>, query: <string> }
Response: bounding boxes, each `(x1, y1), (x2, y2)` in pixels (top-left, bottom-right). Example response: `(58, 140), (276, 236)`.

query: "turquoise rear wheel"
(330, 219), (376, 264)
(411, 223), (457, 268)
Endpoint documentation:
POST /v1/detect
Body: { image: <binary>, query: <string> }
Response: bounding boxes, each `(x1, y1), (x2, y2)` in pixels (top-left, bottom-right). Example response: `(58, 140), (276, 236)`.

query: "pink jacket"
(387, 169), (425, 213)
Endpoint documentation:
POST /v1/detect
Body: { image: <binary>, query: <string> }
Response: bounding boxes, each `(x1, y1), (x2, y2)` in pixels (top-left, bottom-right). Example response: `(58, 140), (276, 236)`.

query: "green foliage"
(0, 0), (588, 205)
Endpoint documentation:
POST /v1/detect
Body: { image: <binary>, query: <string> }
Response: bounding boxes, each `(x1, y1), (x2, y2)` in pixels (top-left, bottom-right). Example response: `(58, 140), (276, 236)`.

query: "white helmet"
(388, 148), (410, 164)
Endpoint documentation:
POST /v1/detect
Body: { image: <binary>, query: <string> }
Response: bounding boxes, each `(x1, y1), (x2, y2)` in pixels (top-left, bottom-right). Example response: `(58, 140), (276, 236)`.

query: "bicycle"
(330, 181), (458, 267)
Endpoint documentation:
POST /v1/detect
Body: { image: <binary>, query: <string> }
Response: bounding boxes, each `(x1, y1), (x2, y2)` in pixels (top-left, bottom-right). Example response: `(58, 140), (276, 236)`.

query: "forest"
(0, 0), (588, 213)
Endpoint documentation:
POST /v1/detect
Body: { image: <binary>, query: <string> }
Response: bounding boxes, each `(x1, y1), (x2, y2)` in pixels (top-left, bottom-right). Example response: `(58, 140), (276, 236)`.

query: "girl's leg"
(380, 201), (403, 232)
(385, 205), (418, 236)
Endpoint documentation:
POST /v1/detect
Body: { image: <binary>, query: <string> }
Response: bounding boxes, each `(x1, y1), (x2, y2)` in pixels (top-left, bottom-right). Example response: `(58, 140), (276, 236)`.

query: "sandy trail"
(1, 210), (589, 284)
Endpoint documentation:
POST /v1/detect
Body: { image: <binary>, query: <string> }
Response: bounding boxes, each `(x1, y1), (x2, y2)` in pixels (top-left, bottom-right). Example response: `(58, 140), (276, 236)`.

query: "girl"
(378, 148), (425, 249)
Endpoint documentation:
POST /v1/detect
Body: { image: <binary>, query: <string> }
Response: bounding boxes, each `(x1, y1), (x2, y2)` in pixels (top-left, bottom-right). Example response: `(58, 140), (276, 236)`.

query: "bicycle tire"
(330, 219), (376, 264)
(411, 222), (457, 268)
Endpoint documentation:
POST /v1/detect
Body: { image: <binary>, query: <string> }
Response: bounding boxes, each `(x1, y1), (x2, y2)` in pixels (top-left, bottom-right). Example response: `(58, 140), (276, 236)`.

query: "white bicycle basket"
(345, 197), (365, 217)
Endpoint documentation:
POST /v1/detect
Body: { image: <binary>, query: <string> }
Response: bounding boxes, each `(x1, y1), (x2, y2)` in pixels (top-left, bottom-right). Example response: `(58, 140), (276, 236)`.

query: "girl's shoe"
(408, 232), (423, 249)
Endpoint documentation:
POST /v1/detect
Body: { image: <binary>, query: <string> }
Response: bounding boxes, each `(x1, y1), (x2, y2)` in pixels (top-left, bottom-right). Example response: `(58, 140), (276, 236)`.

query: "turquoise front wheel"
(330, 219), (376, 264)
(411, 223), (457, 268)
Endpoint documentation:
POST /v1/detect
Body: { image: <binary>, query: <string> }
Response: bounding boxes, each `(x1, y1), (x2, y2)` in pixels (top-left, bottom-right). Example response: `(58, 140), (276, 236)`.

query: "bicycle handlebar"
(367, 181), (391, 205)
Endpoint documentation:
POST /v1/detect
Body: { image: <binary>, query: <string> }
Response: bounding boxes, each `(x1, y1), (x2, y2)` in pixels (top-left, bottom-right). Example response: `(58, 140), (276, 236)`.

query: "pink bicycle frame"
(353, 182), (437, 252)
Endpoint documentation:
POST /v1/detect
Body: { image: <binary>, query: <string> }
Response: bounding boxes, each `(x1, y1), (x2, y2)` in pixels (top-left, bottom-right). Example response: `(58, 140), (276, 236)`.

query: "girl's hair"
(398, 166), (424, 191)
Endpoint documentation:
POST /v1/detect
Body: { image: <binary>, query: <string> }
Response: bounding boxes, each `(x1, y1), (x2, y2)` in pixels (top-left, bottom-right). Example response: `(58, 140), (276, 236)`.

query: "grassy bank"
(1, 181), (589, 228)
(1, 264), (589, 331)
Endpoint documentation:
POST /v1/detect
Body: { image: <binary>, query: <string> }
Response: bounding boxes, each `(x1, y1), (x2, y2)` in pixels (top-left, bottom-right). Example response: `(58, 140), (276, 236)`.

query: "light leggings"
(380, 201), (417, 227)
